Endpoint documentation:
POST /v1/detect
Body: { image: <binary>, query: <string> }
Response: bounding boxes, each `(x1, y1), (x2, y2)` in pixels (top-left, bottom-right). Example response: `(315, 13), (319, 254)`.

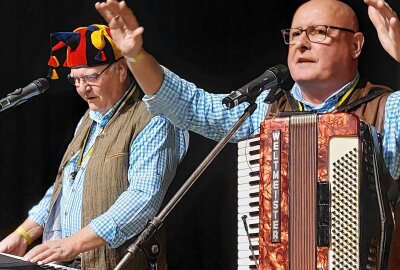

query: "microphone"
(0, 78), (49, 112)
(222, 64), (289, 109)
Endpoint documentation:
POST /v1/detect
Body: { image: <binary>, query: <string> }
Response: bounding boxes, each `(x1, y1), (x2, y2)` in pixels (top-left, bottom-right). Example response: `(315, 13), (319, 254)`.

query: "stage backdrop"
(0, 1), (399, 269)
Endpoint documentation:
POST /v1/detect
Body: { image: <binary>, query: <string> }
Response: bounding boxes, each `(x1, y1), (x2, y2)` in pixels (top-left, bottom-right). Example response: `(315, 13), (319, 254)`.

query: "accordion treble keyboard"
(237, 136), (260, 270)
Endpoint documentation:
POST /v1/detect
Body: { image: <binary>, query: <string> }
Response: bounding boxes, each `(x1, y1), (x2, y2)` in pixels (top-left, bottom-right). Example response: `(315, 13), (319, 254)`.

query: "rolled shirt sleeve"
(89, 115), (187, 247)
(143, 66), (270, 142)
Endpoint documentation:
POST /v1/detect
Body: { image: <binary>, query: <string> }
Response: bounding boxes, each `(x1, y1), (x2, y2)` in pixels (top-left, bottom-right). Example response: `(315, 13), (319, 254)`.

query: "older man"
(96, 0), (400, 268)
(0, 24), (187, 270)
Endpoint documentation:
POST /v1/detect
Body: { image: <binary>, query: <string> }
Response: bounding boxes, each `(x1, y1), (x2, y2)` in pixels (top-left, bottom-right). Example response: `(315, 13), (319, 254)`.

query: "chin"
(291, 73), (319, 84)
(88, 104), (100, 112)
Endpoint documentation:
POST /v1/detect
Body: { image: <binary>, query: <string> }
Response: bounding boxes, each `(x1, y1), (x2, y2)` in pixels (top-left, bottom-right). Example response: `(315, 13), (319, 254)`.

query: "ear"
(118, 60), (129, 82)
(352, 32), (364, 59)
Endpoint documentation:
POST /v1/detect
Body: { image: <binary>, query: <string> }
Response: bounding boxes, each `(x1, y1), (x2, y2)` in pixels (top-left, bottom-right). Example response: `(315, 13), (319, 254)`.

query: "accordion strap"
(370, 126), (400, 209)
(337, 87), (392, 113)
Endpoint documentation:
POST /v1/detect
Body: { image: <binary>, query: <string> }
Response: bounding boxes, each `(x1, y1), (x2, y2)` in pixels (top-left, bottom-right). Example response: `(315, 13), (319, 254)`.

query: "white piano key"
(238, 146), (260, 156)
(238, 183), (259, 193)
(238, 187), (260, 198)
(238, 205), (259, 214)
(237, 237), (259, 247)
(237, 222), (259, 231)
(238, 175), (259, 185)
(237, 219), (259, 229)
(238, 168), (259, 177)
(238, 264), (256, 270)
(238, 196), (258, 204)
(237, 220), (259, 230)
(238, 138), (259, 148)
(238, 137), (259, 149)
(238, 161), (260, 170)
(238, 249), (259, 258)
(238, 236), (259, 246)
(238, 153), (260, 161)
(238, 200), (258, 208)
(238, 183), (259, 192)
(237, 227), (259, 236)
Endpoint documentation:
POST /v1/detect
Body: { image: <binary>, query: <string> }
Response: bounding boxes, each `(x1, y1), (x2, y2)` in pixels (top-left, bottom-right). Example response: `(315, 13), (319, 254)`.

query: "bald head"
(287, 0), (365, 104)
(293, 0), (359, 32)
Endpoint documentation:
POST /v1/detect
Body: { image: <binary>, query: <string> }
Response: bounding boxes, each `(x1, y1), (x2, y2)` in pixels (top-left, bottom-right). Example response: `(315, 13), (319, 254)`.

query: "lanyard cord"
(295, 76), (360, 112)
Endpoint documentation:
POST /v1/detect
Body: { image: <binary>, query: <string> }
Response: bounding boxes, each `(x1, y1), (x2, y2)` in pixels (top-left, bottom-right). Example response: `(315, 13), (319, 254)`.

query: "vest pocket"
(105, 152), (128, 162)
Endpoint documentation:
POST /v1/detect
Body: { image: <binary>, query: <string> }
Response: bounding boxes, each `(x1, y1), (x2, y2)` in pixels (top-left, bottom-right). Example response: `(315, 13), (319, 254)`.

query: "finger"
(110, 14), (126, 30)
(24, 245), (46, 261)
(132, 26), (145, 40)
(389, 17), (400, 41)
(375, 0), (397, 20)
(24, 243), (56, 261)
(95, 0), (121, 24)
(37, 252), (63, 265)
(389, 16), (400, 28)
(30, 248), (55, 264)
(117, 1), (140, 30)
(364, 0), (380, 9)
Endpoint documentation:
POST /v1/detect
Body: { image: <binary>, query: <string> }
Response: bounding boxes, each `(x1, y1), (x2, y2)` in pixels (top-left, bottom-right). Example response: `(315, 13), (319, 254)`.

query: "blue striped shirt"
(28, 90), (188, 248)
(143, 67), (400, 180)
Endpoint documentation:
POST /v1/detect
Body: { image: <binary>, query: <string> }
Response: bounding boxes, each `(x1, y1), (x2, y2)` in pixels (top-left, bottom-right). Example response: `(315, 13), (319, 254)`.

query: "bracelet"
(123, 49), (145, 63)
(15, 226), (34, 245)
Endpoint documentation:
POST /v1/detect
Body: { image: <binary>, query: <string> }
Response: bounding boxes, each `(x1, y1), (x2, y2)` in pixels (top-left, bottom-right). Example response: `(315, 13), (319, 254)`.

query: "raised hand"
(365, 0), (400, 62)
(96, 0), (144, 58)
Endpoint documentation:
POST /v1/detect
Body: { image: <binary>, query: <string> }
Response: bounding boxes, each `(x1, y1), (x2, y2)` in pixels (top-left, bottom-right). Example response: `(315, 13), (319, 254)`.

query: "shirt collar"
(291, 73), (359, 112)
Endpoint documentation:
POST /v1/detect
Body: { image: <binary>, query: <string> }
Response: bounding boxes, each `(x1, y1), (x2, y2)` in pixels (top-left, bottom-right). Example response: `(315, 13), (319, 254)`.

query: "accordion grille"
(329, 138), (360, 269)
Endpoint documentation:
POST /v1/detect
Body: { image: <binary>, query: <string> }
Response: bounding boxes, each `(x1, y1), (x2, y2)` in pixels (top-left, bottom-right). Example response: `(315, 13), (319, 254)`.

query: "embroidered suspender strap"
(284, 91), (303, 112)
(336, 88), (392, 112)
(264, 87), (285, 104)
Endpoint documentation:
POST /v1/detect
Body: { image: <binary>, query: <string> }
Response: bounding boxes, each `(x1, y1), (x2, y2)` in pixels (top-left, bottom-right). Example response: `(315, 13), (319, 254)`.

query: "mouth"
(297, 58), (315, 64)
(86, 96), (98, 102)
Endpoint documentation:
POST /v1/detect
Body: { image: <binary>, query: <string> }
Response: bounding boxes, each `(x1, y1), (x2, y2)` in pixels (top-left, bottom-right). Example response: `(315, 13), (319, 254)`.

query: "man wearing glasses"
(0, 24), (187, 270)
(95, 0), (399, 268)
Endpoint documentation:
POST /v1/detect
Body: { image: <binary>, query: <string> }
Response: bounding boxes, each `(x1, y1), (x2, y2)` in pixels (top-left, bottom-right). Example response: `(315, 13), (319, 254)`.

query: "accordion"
(237, 112), (395, 270)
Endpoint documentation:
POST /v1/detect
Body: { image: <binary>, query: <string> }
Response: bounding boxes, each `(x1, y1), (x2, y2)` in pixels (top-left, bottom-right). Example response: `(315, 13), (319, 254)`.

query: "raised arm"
(364, 0), (400, 62)
(95, 0), (165, 95)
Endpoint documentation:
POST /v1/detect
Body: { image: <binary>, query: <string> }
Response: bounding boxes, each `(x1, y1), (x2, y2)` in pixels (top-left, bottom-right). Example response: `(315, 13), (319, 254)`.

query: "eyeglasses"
(281, 25), (356, 45)
(67, 61), (115, 86)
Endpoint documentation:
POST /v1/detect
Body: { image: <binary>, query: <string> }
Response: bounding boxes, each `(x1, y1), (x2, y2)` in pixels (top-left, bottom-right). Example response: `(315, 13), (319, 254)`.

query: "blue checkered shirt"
(28, 89), (188, 248)
(144, 67), (400, 180)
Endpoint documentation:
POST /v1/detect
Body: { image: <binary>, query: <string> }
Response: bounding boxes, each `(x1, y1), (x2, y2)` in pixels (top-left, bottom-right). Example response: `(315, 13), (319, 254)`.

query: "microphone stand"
(114, 102), (258, 270)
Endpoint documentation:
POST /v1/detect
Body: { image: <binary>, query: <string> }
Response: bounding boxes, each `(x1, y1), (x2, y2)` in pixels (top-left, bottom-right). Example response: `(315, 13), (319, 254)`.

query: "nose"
(293, 31), (311, 51)
(76, 80), (92, 96)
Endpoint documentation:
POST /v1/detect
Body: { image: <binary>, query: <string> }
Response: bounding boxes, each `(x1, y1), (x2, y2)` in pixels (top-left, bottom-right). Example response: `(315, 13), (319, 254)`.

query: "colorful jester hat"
(47, 24), (123, 79)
